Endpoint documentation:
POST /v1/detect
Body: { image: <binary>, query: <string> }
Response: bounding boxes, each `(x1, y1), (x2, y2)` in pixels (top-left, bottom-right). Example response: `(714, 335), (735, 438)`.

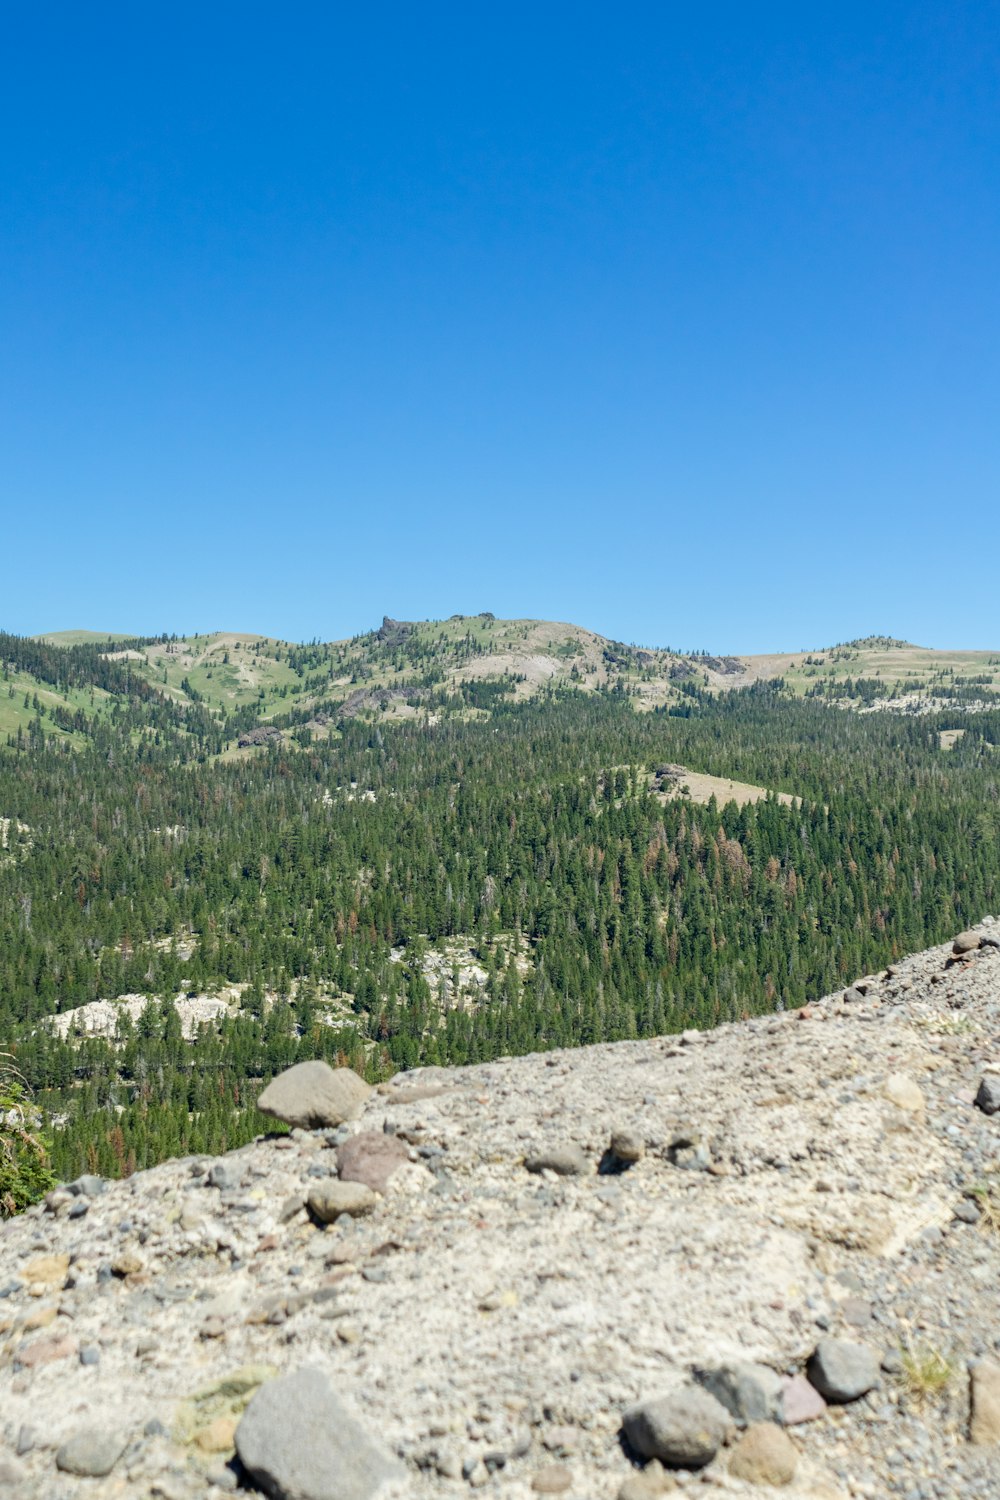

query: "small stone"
(336, 1131), (411, 1193)
(622, 1386), (730, 1468)
(194, 1416), (238, 1453)
(975, 1075), (1000, 1115)
(307, 1180), (378, 1222)
(207, 1160), (240, 1190)
(953, 931), (982, 954)
(17, 1425), (36, 1455)
(728, 1422), (797, 1486)
(806, 1338), (879, 1403)
(953, 1199), (981, 1224)
(79, 1344), (100, 1365)
(524, 1146), (589, 1176)
(883, 1073), (925, 1114)
(235, 1365), (402, 1500)
(112, 1252), (144, 1278)
(56, 1428), (128, 1477)
(257, 1061), (371, 1129)
(609, 1129), (644, 1165)
(666, 1132), (710, 1171)
(970, 1360), (1000, 1445)
(839, 1297), (873, 1328)
(780, 1374), (827, 1424)
(531, 1463), (573, 1493)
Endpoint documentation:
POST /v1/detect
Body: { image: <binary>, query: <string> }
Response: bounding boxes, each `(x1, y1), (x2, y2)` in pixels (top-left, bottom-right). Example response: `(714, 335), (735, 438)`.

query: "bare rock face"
(622, 1386), (731, 1468)
(257, 1061), (371, 1129)
(235, 1366), (404, 1500)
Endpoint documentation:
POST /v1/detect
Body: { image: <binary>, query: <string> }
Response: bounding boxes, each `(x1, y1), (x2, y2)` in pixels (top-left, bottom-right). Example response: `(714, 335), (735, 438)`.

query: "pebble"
(623, 1386), (730, 1468)
(55, 1428), (128, 1477)
(807, 1339), (880, 1403)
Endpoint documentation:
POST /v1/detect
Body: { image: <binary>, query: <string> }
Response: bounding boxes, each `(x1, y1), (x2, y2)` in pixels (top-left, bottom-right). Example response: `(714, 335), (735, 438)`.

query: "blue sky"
(2, 3), (998, 651)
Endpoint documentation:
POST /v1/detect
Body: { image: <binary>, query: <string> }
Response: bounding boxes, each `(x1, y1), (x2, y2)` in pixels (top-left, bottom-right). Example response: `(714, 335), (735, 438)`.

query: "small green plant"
(0, 1051), (55, 1217)
(899, 1343), (954, 1403)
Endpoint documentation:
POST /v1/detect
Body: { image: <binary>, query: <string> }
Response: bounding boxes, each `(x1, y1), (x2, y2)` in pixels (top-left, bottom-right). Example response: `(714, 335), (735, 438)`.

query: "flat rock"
(524, 1146), (589, 1176)
(622, 1386), (730, 1468)
(807, 1338), (879, 1403)
(56, 1428), (128, 1477)
(728, 1422), (798, 1485)
(235, 1365), (404, 1500)
(336, 1132), (411, 1194)
(970, 1359), (1000, 1445)
(307, 1180), (378, 1222)
(531, 1463), (573, 1493)
(257, 1062), (371, 1129)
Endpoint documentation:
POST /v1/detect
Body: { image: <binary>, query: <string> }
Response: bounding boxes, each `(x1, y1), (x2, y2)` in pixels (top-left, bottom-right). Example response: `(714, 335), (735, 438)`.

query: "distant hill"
(1, 614), (998, 757)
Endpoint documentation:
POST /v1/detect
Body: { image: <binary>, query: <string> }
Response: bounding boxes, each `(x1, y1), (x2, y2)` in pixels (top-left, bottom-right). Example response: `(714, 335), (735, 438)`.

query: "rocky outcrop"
(2, 923), (1000, 1498)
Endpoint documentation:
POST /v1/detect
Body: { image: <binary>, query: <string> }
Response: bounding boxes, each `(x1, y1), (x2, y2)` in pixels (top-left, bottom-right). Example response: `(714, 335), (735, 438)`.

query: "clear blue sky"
(2, 3), (998, 651)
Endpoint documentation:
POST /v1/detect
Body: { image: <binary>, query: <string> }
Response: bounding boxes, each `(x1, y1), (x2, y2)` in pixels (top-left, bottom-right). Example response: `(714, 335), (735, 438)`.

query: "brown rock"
(953, 931), (982, 954)
(16, 1334), (77, 1368)
(728, 1422), (798, 1486)
(21, 1253), (70, 1288)
(617, 1459), (677, 1498)
(531, 1464), (573, 1493)
(970, 1360), (1000, 1445)
(112, 1252), (144, 1278)
(336, 1131), (410, 1193)
(884, 1072), (925, 1114)
(194, 1416), (237, 1454)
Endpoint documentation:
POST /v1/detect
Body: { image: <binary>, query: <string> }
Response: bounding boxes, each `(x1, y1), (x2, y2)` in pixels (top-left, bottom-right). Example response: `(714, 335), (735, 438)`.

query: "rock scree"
(2, 921), (1000, 1499)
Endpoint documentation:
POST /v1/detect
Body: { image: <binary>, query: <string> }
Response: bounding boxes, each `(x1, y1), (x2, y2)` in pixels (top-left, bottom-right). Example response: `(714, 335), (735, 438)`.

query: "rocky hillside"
(2, 927), (1000, 1500)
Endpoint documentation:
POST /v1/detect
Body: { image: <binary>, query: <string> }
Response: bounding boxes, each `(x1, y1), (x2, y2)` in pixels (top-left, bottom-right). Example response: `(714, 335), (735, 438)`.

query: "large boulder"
(235, 1366), (403, 1500)
(970, 1360), (1000, 1445)
(257, 1062), (371, 1129)
(622, 1386), (730, 1468)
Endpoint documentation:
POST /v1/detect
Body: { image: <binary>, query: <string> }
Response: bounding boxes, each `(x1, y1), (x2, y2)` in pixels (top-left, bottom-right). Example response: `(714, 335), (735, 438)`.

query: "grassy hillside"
(3, 617), (999, 759)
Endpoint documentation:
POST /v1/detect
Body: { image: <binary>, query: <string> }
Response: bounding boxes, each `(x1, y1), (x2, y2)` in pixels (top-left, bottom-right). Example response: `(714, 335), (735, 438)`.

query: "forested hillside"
(2, 629), (1000, 1188)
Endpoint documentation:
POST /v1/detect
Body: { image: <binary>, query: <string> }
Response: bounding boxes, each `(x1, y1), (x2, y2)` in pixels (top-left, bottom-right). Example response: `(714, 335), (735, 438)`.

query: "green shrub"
(1, 1052), (55, 1216)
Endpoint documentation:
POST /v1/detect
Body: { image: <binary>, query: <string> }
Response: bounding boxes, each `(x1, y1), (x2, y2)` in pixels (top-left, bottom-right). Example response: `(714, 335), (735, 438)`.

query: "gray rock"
(68, 1174), (106, 1197)
(207, 1160), (240, 1190)
(79, 1344), (100, 1365)
(974, 1075), (1000, 1115)
(524, 1146), (589, 1176)
(666, 1131), (710, 1171)
(954, 1199), (981, 1223)
(235, 1365), (403, 1500)
(623, 1385), (731, 1468)
(56, 1428), (128, 1477)
(953, 930), (982, 954)
(806, 1338), (879, 1403)
(307, 1180), (378, 1222)
(257, 1062), (371, 1130)
(693, 1361), (782, 1426)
